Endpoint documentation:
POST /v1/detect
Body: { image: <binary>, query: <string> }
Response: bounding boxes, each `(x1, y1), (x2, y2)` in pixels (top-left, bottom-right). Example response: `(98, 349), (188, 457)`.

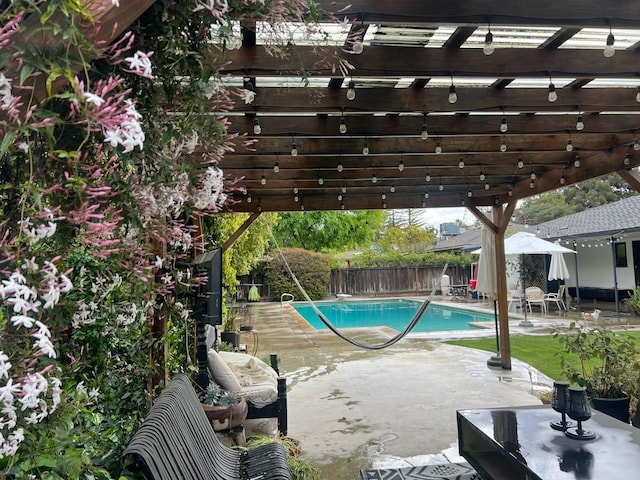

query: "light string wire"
(271, 231), (448, 350)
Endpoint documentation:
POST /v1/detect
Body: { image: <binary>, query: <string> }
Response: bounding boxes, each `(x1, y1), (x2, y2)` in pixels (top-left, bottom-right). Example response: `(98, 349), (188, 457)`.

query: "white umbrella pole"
(519, 253), (533, 327)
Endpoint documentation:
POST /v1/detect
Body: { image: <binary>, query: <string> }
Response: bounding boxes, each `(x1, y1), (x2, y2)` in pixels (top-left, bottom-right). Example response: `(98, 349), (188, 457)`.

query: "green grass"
(446, 331), (640, 382)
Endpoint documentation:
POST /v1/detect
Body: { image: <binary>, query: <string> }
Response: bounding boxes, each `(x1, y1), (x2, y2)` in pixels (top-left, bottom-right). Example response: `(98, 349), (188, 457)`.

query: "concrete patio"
(246, 297), (573, 479)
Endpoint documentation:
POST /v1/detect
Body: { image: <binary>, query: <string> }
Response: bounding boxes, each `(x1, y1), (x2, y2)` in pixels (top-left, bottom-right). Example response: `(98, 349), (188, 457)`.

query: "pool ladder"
(280, 293), (294, 307)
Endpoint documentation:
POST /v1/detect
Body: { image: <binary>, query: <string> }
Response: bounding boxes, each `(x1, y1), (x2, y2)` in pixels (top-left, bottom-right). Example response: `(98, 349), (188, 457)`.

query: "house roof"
(432, 223), (525, 252)
(535, 195), (640, 241)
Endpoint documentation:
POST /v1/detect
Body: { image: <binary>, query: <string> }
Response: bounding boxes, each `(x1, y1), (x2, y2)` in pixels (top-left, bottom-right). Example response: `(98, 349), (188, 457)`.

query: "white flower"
(111, 0), (119, 6)
(241, 89), (255, 104)
(83, 92), (105, 106)
(0, 352), (11, 379)
(17, 142), (28, 153)
(124, 51), (154, 79)
(10, 315), (34, 329)
(155, 256), (163, 268)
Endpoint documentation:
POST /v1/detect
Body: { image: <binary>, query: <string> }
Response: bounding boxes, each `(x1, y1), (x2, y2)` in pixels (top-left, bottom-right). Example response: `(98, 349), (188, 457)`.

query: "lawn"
(446, 331), (640, 381)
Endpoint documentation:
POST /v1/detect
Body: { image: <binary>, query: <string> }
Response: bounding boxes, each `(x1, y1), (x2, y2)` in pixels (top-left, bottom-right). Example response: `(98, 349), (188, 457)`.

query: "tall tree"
(379, 224), (437, 253)
(273, 210), (386, 252)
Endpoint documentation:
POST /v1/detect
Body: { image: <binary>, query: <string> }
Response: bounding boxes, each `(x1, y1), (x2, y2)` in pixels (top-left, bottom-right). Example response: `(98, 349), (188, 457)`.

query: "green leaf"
(19, 64), (35, 86)
(0, 131), (16, 157)
(36, 454), (58, 468)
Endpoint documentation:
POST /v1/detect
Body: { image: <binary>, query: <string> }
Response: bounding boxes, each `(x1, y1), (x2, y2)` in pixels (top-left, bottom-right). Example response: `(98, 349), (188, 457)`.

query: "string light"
(500, 112), (508, 133)
(560, 171), (566, 184)
(346, 80), (356, 101)
(425, 171), (431, 182)
(362, 139), (369, 155)
(420, 113), (428, 140)
(291, 136), (297, 156)
(338, 193), (342, 201)
(508, 186), (513, 196)
(294, 194), (299, 202)
(500, 136), (507, 152)
(339, 115), (347, 134)
(439, 180), (444, 191)
(318, 176), (324, 185)
(624, 152), (631, 165)
(390, 184), (395, 193)
(398, 158), (405, 171)
(517, 156), (524, 169)
(260, 173), (266, 185)
(342, 185), (347, 193)
(566, 133), (573, 152)
(424, 190), (429, 199)
(293, 185), (298, 194)
(483, 26), (494, 55)
(467, 189), (473, 197)
(458, 157), (465, 168)
(372, 172), (377, 183)
(530, 179), (535, 188)
(604, 25), (615, 58)
(576, 112), (584, 131)
(337, 161), (343, 172)
(548, 75), (558, 102)
(448, 75), (457, 104)
(479, 170), (485, 181)
(574, 155), (581, 168)
(485, 182), (490, 190)
(247, 193), (252, 203)
(435, 140), (442, 154)
(253, 117), (261, 135)
(273, 154), (279, 173)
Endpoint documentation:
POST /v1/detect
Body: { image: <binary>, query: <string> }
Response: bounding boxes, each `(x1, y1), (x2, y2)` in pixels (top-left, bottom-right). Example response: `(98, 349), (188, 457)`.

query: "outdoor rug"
(359, 462), (481, 480)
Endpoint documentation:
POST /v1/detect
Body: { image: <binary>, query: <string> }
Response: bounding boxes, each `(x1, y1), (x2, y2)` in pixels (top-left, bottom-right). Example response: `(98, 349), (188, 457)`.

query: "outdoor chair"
(544, 285), (566, 311)
(525, 287), (546, 314)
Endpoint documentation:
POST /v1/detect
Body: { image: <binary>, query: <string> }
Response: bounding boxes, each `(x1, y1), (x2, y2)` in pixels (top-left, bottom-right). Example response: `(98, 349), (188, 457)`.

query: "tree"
(513, 191), (574, 225)
(205, 213), (278, 296)
(379, 224), (437, 253)
(272, 211), (386, 252)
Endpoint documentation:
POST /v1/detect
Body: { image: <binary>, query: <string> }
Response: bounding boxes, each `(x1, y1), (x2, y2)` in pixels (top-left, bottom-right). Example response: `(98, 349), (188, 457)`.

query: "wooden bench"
(122, 374), (291, 480)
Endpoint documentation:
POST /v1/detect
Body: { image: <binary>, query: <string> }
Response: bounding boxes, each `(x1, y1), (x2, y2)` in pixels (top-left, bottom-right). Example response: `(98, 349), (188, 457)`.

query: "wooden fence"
(328, 265), (470, 296)
(237, 265), (470, 300)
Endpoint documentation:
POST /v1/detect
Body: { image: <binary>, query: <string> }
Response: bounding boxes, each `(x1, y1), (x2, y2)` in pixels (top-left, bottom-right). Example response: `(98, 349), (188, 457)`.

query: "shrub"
(265, 248), (330, 301)
(623, 288), (640, 315)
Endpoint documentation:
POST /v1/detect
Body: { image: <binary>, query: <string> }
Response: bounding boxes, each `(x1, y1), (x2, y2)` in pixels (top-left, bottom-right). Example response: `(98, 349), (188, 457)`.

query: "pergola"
(112, 1), (640, 369)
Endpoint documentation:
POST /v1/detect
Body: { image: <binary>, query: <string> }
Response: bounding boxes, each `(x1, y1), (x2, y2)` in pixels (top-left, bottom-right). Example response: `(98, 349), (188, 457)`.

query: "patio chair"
(544, 285), (566, 311)
(525, 287), (546, 314)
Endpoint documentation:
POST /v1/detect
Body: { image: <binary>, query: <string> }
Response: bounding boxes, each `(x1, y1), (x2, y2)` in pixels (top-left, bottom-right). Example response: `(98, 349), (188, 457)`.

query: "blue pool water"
(292, 299), (493, 332)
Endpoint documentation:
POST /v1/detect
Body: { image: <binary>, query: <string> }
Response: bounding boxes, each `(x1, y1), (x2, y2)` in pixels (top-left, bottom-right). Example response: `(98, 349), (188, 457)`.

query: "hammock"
(272, 235), (448, 350)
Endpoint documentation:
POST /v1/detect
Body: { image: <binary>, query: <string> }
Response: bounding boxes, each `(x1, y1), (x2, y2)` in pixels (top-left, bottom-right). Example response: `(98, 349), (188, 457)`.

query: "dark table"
(457, 405), (640, 480)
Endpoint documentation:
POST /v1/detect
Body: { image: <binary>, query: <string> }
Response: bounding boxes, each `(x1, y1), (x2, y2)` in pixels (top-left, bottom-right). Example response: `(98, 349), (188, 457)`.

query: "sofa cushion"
(207, 348), (242, 393)
(219, 351), (278, 408)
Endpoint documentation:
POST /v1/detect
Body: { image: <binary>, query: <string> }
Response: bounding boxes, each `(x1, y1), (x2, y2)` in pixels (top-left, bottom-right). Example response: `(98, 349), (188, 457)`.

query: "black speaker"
(193, 249), (222, 326)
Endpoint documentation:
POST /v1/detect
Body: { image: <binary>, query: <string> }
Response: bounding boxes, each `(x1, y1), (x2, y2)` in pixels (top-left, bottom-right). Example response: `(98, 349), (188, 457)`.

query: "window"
(615, 242), (628, 268)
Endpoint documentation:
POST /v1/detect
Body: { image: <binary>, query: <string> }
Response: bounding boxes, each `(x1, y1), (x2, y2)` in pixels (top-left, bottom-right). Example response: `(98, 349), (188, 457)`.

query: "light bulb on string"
(337, 193), (342, 201)
(483, 28), (494, 56)
(372, 172), (377, 183)
(294, 194), (299, 202)
(342, 185), (347, 193)
(291, 137), (297, 156)
(435, 140), (442, 154)
(420, 113), (428, 140)
(500, 116), (508, 133)
(467, 189), (473, 198)
(362, 140), (369, 155)
(548, 78), (558, 102)
(424, 190), (429, 199)
(390, 184), (395, 193)
(479, 170), (485, 181)
(574, 156), (581, 168)
(346, 80), (356, 101)
(500, 137), (507, 152)
(293, 185), (298, 194)
(517, 156), (524, 169)
(337, 161), (343, 172)
(318, 177), (324, 185)
(624, 152), (631, 165)
(448, 84), (457, 104)
(576, 114), (584, 131)
(439, 180), (444, 191)
(508, 186), (513, 196)
(381, 193), (386, 200)
(458, 157), (464, 169)
(485, 182), (490, 190)
(530, 171), (536, 180)
(530, 180), (535, 188)
(273, 157), (280, 173)
(425, 171), (431, 182)
(247, 194), (252, 203)
(339, 115), (347, 134)
(253, 117), (261, 135)
(604, 27), (615, 58)
(566, 135), (573, 152)
(398, 158), (405, 171)
(560, 172), (566, 184)
(260, 173), (267, 185)
(352, 39), (363, 54)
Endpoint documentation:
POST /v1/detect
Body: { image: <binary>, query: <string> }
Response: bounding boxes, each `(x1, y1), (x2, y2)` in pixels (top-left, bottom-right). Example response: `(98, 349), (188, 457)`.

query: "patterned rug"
(359, 462), (482, 480)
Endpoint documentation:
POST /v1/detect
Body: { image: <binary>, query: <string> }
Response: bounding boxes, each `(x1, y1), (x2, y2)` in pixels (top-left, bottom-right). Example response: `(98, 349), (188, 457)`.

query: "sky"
(417, 207), (473, 234)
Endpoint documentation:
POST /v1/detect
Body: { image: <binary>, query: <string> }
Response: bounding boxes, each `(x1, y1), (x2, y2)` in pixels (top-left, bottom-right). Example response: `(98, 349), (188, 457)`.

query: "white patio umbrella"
(548, 252), (571, 281)
(474, 232), (575, 325)
(476, 227), (501, 366)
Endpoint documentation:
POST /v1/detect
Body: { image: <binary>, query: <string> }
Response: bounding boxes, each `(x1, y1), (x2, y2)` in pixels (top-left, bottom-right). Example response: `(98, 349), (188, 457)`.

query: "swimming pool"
(292, 299), (493, 332)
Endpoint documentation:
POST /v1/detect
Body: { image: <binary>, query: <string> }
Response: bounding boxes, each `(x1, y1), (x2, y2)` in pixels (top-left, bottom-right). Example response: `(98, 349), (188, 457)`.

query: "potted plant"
(556, 324), (640, 423)
(220, 310), (240, 350)
(201, 383), (248, 432)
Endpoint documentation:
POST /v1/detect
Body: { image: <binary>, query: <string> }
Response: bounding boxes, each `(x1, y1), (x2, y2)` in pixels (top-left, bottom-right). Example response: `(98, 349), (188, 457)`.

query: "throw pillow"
(207, 348), (242, 393)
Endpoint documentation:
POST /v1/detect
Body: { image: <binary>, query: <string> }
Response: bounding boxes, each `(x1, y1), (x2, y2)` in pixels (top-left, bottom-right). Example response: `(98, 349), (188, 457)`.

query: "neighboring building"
(535, 195), (640, 302)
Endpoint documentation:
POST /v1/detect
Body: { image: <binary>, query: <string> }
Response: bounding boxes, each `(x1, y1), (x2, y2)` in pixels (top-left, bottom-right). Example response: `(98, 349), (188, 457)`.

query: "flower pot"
(202, 397), (248, 431)
(590, 395), (630, 424)
(220, 331), (240, 349)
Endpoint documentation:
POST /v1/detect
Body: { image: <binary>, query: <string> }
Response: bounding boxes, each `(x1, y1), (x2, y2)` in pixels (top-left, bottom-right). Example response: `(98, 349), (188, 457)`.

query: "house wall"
(562, 234), (639, 300)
